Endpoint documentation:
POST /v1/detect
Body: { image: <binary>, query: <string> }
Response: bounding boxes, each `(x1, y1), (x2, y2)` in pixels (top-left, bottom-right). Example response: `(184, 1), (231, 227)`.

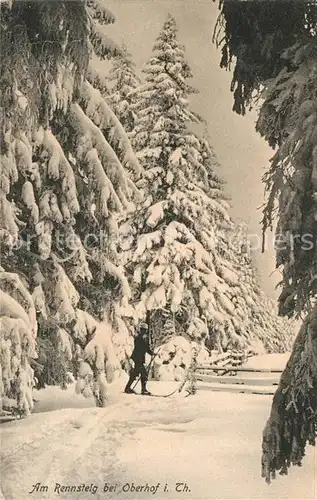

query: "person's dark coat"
(131, 334), (154, 365)
(124, 330), (154, 394)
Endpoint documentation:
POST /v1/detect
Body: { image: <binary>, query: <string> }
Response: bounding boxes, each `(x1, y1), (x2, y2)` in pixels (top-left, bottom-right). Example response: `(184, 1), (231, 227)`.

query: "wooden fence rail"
(194, 358), (283, 396)
(196, 365), (283, 374)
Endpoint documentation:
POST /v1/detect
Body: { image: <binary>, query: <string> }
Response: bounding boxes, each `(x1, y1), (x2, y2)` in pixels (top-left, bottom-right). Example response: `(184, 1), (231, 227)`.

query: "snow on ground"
(243, 352), (291, 370)
(0, 355), (316, 500)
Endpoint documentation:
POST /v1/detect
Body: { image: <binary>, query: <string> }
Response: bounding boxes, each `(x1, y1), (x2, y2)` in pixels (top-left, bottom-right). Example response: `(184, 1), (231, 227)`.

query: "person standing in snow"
(124, 323), (154, 395)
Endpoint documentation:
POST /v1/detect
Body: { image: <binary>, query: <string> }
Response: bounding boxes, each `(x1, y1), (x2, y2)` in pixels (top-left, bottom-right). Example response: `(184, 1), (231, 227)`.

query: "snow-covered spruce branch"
(69, 102), (137, 212)
(80, 80), (142, 178)
(262, 305), (317, 483)
(87, 0), (116, 26)
(0, 271), (37, 416)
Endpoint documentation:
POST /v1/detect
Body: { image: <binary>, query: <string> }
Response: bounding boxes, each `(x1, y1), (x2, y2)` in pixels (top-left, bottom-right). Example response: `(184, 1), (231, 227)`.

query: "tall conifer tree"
(120, 15), (291, 363)
(0, 0), (140, 411)
(107, 43), (141, 132)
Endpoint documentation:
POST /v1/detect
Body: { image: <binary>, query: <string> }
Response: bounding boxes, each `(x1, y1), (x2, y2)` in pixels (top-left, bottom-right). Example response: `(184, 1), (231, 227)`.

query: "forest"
(0, 0), (316, 485)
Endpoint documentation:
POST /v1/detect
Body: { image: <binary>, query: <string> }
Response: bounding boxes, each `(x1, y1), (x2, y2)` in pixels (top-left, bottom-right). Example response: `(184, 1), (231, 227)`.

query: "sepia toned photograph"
(0, 0), (316, 499)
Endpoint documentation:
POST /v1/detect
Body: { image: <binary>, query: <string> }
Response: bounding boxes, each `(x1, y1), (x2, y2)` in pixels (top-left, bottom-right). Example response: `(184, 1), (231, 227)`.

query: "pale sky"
(105, 0), (281, 299)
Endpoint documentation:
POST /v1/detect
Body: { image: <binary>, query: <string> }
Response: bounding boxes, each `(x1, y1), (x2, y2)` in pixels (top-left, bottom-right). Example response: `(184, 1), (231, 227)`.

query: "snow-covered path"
(1, 373), (316, 500)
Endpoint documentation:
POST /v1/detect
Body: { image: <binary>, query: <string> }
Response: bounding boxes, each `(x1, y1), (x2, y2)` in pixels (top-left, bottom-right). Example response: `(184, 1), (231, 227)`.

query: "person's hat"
(139, 322), (149, 331)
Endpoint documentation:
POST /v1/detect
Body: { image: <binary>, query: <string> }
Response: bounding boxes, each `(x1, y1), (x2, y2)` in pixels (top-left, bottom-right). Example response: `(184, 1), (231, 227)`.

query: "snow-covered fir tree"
(0, 268), (37, 416)
(121, 15), (228, 340)
(119, 15), (292, 381)
(0, 0), (138, 412)
(212, 222), (293, 355)
(106, 43), (141, 132)
(214, 1), (317, 479)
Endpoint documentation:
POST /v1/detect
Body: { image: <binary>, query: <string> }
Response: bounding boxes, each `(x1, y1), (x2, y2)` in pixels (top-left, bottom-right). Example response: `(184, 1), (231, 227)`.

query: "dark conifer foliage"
(214, 0), (317, 482)
(213, 0), (317, 115)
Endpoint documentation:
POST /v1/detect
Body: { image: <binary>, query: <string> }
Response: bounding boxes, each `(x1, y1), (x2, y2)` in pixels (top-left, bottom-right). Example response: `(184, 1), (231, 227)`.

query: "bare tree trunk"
(261, 305), (317, 483)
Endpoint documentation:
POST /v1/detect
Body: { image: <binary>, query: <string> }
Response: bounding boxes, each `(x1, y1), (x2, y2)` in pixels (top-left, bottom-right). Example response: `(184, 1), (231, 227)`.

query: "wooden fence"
(194, 351), (283, 396)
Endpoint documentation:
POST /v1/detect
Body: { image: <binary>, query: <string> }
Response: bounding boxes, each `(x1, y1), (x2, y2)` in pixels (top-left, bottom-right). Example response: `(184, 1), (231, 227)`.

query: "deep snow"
(0, 354), (316, 500)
